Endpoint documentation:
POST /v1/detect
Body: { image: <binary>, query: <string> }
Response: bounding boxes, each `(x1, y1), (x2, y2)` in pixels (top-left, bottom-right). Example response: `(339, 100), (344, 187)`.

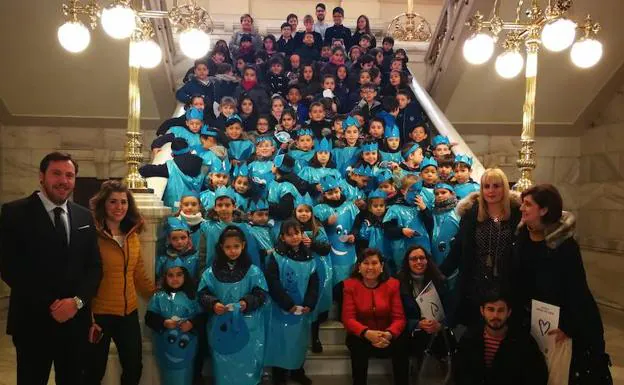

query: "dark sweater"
(455, 325), (548, 385)
(324, 24), (353, 48)
(138, 154), (203, 178)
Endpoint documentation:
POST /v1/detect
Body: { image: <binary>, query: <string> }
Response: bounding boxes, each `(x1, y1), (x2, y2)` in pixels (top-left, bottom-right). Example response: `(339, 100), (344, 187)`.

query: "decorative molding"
(452, 122), (582, 137)
(0, 98), (161, 129)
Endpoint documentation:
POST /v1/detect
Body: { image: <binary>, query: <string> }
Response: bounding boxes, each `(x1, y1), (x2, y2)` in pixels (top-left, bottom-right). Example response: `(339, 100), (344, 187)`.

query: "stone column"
(103, 192), (171, 385)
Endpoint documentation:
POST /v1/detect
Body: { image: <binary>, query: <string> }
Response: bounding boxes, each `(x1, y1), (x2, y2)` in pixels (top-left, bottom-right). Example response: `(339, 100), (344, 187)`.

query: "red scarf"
(241, 80), (257, 91)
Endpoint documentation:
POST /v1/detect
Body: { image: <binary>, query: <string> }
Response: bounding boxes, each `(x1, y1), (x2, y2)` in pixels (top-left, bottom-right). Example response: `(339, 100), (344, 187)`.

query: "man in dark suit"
(0, 152), (102, 385)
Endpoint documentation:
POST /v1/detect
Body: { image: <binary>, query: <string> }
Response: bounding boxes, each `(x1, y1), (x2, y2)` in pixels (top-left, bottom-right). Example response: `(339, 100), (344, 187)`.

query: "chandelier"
(461, 0), (602, 192)
(57, 0), (215, 65)
(463, 0), (602, 76)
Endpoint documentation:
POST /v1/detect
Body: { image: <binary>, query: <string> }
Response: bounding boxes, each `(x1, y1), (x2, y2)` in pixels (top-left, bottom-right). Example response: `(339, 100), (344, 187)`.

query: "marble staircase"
(102, 318), (395, 384)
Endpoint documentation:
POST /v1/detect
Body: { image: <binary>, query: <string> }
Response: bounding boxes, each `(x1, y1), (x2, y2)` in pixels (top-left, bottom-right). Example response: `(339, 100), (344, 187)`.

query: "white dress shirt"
(314, 21), (329, 39)
(38, 191), (70, 244)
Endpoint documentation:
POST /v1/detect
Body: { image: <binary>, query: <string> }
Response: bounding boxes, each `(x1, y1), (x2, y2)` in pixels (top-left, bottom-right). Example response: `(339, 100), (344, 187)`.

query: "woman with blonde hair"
(83, 180), (155, 385)
(440, 168), (521, 328)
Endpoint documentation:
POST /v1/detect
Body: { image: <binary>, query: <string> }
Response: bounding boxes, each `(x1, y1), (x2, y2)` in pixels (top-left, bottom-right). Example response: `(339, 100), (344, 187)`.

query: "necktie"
(53, 207), (68, 247)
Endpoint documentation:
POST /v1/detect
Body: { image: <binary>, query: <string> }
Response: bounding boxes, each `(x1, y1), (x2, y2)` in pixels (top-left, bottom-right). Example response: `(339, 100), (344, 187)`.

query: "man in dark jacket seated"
(455, 291), (548, 385)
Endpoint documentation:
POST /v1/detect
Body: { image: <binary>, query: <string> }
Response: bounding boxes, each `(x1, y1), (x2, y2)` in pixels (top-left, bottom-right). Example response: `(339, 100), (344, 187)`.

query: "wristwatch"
(73, 296), (84, 310)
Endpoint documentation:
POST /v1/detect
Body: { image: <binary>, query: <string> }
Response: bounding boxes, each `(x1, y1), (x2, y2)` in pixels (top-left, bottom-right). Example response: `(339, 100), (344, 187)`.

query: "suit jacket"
(0, 192), (102, 336)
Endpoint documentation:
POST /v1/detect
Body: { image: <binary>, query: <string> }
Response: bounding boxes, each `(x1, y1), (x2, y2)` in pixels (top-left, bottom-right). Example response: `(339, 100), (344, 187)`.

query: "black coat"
(440, 193), (522, 327)
(0, 193), (102, 336)
(324, 25), (353, 48)
(455, 325), (548, 385)
(139, 153), (203, 179)
(295, 45), (321, 64)
(514, 213), (610, 383)
(234, 83), (271, 114)
(351, 31), (377, 49)
(396, 101), (426, 144)
(277, 37), (295, 57)
(294, 31), (323, 52)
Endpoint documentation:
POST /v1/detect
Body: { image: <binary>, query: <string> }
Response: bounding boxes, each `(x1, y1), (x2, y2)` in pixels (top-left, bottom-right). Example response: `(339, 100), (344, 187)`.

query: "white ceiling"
(0, 0), (163, 124)
(443, 0), (624, 131)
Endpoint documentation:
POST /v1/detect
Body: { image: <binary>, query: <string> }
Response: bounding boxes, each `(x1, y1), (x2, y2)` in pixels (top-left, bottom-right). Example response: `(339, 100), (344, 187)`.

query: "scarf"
(179, 212), (204, 226)
(241, 79), (257, 91)
(410, 272), (425, 298)
(434, 197), (458, 213)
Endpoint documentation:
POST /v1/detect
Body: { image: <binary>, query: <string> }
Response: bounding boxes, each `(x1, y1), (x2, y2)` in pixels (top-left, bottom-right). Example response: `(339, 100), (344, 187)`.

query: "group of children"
(138, 9), (482, 385)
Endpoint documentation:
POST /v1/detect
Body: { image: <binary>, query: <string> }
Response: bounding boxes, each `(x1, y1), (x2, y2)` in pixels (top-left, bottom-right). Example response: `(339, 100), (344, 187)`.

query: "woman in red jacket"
(342, 248), (408, 385)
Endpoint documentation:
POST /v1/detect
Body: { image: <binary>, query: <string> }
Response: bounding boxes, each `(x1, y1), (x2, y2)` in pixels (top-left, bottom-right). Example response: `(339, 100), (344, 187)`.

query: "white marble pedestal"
(102, 192), (171, 385)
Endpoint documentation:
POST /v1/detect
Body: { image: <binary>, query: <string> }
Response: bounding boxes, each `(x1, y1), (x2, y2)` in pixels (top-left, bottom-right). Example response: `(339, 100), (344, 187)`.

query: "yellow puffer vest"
(91, 224), (155, 316)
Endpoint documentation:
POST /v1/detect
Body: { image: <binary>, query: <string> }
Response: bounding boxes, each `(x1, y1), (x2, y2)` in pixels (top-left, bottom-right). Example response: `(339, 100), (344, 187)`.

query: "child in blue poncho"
(146, 261), (202, 385)
(198, 226), (268, 385)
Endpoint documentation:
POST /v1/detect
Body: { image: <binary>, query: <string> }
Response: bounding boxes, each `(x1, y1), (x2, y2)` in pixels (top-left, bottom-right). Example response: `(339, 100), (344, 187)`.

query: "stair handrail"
(407, 70), (485, 181)
(424, 0), (472, 91)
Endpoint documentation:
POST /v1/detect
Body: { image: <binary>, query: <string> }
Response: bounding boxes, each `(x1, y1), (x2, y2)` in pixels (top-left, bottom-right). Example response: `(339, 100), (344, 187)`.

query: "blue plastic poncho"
(147, 291), (202, 385)
(264, 252), (317, 370)
(200, 220), (261, 268)
(162, 160), (204, 210)
(198, 265), (267, 385)
(155, 254), (200, 282)
(454, 180), (480, 200)
(167, 126), (201, 149)
(332, 146), (361, 177)
(313, 201), (359, 286)
(383, 204), (431, 275)
(305, 228), (333, 319)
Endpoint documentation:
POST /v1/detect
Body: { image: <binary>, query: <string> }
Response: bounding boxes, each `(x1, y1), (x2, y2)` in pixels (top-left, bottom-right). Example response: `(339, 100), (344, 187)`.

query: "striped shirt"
(483, 331), (504, 368)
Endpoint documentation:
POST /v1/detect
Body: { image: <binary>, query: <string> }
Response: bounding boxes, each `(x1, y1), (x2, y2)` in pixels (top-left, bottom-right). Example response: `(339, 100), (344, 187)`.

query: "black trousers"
(12, 316), (88, 385)
(346, 333), (409, 385)
(83, 310), (143, 385)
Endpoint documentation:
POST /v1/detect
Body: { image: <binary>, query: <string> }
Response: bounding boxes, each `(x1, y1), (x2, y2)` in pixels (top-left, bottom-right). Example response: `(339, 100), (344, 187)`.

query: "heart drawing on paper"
(430, 302), (440, 318)
(539, 319), (551, 336)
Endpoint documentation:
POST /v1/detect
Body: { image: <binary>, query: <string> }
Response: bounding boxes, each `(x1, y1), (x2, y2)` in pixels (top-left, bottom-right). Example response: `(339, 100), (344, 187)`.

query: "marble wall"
(576, 83), (624, 253)
(0, 124), (158, 298)
(0, 124), (155, 204)
(461, 133), (581, 216)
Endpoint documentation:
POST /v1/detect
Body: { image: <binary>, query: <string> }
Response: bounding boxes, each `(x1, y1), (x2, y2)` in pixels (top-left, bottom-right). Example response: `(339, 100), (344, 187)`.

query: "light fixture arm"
(61, 0), (100, 29)
(463, 0), (602, 191)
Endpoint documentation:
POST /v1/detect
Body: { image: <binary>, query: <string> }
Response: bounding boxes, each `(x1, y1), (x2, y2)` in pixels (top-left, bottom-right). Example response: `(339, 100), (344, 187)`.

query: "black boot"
(272, 367), (287, 385)
(290, 367), (312, 385)
(311, 320), (323, 353)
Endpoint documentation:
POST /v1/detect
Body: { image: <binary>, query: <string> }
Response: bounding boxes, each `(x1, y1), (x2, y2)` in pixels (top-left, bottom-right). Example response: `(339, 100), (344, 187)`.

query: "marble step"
(305, 344), (394, 376)
(319, 319), (347, 345)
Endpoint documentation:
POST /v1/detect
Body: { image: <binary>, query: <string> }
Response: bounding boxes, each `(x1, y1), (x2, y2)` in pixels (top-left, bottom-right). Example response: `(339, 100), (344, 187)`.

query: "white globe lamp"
(58, 21), (91, 53)
(571, 38), (603, 68)
(463, 33), (495, 65)
(541, 18), (576, 52)
(134, 40), (162, 69)
(101, 4), (137, 39)
(495, 50), (524, 78)
(179, 28), (211, 59)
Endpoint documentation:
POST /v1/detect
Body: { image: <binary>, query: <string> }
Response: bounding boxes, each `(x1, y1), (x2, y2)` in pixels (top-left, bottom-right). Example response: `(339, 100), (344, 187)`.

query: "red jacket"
(342, 277), (406, 338)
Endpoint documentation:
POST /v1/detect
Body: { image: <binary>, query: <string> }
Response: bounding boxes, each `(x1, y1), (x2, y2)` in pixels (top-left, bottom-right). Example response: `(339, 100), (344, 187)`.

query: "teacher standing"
(440, 168), (521, 327)
(83, 180), (155, 385)
(516, 184), (612, 385)
(0, 152), (102, 385)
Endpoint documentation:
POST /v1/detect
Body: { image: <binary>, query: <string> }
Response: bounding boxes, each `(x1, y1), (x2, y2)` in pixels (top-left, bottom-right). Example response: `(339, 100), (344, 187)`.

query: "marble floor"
(0, 300), (622, 385)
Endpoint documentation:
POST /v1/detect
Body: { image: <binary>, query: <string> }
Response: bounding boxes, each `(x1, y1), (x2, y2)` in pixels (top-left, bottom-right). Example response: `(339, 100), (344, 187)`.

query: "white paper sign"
(415, 281), (445, 322)
(531, 299), (560, 354)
